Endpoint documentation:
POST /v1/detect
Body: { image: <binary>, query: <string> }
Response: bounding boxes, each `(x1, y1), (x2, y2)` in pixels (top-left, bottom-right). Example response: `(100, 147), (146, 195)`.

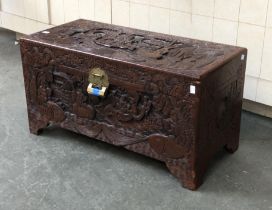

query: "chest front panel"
(21, 41), (200, 156)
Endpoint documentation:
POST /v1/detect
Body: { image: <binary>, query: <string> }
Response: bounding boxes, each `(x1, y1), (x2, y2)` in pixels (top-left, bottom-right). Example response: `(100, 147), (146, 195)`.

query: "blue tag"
(92, 88), (100, 96)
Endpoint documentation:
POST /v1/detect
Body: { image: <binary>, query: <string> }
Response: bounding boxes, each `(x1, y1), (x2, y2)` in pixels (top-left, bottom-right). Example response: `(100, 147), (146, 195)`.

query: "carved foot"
(166, 161), (203, 190)
(28, 112), (49, 135)
(225, 140), (239, 153)
(29, 125), (45, 135)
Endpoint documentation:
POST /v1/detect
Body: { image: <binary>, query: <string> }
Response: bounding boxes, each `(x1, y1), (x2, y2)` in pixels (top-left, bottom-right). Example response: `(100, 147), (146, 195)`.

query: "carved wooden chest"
(20, 19), (247, 190)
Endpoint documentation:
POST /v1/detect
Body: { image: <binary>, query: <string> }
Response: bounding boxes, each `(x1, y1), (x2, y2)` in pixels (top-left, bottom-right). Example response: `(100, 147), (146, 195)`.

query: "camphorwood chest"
(20, 19), (247, 190)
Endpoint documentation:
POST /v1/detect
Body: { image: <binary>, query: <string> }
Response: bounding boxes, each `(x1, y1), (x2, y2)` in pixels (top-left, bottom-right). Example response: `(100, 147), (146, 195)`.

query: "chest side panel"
(197, 50), (247, 170)
(20, 40), (200, 161)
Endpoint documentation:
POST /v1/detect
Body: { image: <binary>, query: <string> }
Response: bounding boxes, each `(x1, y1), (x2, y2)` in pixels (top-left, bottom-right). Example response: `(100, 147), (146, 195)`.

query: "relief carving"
(103, 89), (152, 123)
(20, 19), (246, 190)
(30, 19), (237, 77)
(21, 43), (195, 160)
(66, 27), (225, 70)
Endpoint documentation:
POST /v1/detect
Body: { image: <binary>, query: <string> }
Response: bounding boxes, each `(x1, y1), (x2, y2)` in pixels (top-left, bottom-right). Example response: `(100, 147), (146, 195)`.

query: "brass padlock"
(87, 68), (109, 97)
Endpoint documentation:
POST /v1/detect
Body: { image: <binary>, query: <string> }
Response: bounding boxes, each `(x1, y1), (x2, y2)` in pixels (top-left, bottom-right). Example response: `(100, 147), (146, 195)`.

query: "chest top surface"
(21, 19), (245, 79)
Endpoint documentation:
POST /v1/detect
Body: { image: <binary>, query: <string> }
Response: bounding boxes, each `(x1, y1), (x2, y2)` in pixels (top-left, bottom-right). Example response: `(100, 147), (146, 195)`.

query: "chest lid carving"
(21, 19), (245, 79)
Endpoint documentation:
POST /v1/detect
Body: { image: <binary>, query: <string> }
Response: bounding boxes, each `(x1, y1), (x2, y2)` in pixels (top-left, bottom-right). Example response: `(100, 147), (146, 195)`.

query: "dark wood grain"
(20, 19), (247, 190)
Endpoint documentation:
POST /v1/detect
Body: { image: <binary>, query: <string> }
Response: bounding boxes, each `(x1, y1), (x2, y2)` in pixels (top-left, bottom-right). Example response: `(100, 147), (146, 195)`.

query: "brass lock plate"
(87, 68), (109, 97)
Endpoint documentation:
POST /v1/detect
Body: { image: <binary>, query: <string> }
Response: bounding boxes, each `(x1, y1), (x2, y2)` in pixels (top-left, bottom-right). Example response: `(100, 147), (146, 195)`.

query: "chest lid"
(21, 19), (245, 79)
